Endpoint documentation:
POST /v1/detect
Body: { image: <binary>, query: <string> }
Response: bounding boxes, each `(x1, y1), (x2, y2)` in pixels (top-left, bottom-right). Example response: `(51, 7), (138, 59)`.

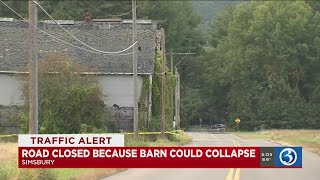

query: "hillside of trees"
(191, 0), (240, 44)
(191, 1), (320, 130)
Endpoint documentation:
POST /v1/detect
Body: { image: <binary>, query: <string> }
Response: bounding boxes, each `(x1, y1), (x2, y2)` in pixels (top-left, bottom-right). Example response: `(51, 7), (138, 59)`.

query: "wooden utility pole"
(28, 0), (38, 134)
(160, 28), (166, 138)
(147, 75), (152, 129)
(170, 53), (174, 128)
(175, 68), (181, 128)
(175, 67), (178, 129)
(170, 53), (174, 71)
(132, 0), (138, 138)
(167, 52), (195, 129)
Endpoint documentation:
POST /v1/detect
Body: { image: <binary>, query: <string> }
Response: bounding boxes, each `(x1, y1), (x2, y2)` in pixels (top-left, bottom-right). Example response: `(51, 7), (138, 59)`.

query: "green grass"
(126, 136), (192, 147)
(235, 130), (320, 154)
(0, 160), (56, 180)
(53, 169), (94, 180)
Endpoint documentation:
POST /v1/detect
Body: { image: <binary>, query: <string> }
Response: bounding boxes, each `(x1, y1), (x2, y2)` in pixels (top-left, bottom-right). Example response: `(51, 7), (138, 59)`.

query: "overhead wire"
(174, 54), (189, 68)
(84, 0), (137, 17)
(33, 0), (137, 54)
(0, 0), (137, 56)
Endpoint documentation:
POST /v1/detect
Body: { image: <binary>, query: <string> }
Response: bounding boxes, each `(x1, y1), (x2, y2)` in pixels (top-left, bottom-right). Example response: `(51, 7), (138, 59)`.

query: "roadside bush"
(18, 53), (110, 134)
(149, 116), (161, 132)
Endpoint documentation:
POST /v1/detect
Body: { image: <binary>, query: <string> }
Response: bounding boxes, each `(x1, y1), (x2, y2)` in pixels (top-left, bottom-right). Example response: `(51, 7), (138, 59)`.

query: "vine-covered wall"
(146, 51), (176, 131)
(138, 76), (150, 131)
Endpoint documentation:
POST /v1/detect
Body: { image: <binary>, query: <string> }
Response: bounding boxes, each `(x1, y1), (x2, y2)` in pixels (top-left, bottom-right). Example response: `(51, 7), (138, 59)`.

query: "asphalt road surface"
(103, 132), (320, 180)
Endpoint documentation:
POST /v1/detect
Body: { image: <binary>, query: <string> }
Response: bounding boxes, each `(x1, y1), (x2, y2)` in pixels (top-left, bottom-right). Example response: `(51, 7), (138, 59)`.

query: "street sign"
(235, 118), (241, 124)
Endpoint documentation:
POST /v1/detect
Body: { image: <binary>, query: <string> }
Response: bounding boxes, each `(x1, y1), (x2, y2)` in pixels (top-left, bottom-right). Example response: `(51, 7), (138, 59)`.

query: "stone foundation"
(0, 105), (21, 134)
(107, 106), (133, 132)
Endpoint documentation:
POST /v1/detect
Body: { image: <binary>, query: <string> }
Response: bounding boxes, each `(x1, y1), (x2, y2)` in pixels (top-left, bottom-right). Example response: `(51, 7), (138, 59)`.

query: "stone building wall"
(0, 105), (21, 134)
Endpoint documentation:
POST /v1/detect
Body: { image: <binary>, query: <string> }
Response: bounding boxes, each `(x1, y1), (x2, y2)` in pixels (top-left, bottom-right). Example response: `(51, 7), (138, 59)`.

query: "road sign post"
(235, 117), (241, 132)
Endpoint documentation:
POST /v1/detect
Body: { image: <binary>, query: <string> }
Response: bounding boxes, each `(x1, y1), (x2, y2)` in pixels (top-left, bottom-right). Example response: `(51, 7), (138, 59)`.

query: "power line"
(33, 0), (137, 55)
(168, 52), (195, 129)
(175, 54), (189, 67)
(166, 52), (196, 68)
(84, 0), (137, 17)
(0, 0), (138, 56)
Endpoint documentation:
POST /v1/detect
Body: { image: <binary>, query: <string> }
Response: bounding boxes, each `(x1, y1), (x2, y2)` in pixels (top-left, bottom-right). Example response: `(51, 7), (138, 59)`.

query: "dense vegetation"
(198, 1), (320, 130)
(1, 0), (319, 130)
(191, 0), (240, 43)
(18, 54), (110, 133)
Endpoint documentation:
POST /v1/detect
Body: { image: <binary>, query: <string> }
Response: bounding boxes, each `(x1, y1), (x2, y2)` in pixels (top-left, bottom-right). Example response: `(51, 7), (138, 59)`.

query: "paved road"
(103, 132), (320, 180)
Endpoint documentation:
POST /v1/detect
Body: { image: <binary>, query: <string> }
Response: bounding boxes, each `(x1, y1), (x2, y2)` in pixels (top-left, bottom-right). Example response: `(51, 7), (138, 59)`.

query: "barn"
(0, 18), (162, 133)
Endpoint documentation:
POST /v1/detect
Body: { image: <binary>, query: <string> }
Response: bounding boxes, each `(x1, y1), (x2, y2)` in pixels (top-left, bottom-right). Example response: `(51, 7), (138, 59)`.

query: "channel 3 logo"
(279, 148), (297, 166)
(275, 147), (302, 167)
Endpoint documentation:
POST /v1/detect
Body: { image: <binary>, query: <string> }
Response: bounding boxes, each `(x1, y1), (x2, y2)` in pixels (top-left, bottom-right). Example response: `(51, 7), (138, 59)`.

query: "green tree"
(0, 0), (27, 18)
(138, 1), (204, 54)
(306, 0), (320, 12)
(202, 1), (320, 130)
(19, 54), (110, 133)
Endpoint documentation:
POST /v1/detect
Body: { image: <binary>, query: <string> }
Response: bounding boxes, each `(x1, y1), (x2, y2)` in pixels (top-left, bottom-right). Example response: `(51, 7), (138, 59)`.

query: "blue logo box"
(274, 147), (302, 167)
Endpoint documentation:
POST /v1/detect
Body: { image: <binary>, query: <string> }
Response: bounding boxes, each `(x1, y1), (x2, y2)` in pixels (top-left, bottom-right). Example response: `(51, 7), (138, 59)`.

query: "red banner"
(19, 147), (260, 168)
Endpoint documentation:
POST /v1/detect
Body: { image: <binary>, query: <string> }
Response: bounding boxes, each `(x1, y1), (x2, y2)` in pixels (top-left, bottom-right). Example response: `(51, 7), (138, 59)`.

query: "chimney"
(84, 10), (92, 23)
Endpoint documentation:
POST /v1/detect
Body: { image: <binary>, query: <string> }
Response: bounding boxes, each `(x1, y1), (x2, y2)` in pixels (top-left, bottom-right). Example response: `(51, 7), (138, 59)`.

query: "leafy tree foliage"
(138, 1), (204, 54)
(19, 54), (109, 133)
(0, 0), (132, 20)
(151, 51), (176, 131)
(306, 0), (320, 12)
(192, 0), (240, 45)
(201, 1), (320, 130)
(0, 0), (27, 18)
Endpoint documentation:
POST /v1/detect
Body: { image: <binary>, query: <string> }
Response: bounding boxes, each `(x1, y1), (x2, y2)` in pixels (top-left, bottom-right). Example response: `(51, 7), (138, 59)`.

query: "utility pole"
(166, 52), (195, 129)
(170, 53), (174, 128)
(175, 67), (179, 129)
(132, 0), (138, 138)
(176, 69), (180, 128)
(170, 53), (173, 71)
(28, 0), (38, 134)
(160, 28), (166, 139)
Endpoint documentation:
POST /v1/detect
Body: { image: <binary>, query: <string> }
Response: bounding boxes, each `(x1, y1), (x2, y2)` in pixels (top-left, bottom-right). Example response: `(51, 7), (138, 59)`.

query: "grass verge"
(125, 132), (192, 147)
(235, 130), (320, 154)
(0, 132), (191, 180)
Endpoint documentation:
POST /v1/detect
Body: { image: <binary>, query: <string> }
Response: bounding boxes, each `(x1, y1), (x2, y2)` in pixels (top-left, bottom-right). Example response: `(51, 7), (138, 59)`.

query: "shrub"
(18, 53), (110, 134)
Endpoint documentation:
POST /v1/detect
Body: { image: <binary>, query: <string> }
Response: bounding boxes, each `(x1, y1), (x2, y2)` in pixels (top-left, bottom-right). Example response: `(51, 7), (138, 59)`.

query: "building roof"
(0, 19), (158, 74)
